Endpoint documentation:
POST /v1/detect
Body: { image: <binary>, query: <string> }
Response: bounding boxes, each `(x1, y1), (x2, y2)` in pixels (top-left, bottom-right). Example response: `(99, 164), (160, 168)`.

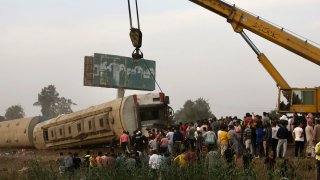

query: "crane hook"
(127, 0), (143, 60)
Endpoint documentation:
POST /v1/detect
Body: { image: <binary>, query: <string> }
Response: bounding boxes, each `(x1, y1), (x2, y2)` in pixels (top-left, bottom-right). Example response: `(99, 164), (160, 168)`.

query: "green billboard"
(84, 53), (156, 91)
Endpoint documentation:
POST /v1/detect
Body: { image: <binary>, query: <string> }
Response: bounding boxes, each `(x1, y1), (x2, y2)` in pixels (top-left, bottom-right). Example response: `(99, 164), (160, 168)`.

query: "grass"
(1, 154), (316, 180)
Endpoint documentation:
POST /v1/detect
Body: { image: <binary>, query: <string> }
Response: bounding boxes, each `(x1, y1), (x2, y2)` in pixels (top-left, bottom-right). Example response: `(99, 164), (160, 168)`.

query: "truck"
(189, 0), (320, 113)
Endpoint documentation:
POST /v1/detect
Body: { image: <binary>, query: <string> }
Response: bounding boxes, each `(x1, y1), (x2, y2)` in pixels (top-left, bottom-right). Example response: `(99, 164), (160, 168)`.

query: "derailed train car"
(0, 93), (171, 149)
(0, 117), (39, 148)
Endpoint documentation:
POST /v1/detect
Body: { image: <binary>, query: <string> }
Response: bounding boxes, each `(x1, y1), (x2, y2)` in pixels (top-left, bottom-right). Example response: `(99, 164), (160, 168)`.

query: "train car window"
(140, 108), (159, 121)
(94, 113), (111, 131)
(105, 114), (111, 131)
(89, 121), (92, 130)
(68, 127), (71, 134)
(51, 131), (54, 138)
(77, 123), (81, 132)
(99, 118), (104, 127)
(43, 130), (48, 141)
(59, 128), (63, 136)
(153, 98), (160, 102)
(84, 117), (95, 133)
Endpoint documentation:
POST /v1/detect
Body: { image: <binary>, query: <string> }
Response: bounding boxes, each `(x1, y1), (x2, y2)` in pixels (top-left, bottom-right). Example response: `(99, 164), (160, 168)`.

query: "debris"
(18, 167), (29, 172)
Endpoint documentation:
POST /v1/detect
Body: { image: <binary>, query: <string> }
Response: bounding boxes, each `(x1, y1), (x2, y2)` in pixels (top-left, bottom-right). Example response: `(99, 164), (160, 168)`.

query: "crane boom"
(239, 31), (290, 89)
(189, 0), (320, 66)
(189, 0), (320, 113)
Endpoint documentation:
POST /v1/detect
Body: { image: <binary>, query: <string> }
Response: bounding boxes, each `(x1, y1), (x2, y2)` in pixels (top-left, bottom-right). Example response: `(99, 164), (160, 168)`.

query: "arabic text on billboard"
(91, 53), (156, 91)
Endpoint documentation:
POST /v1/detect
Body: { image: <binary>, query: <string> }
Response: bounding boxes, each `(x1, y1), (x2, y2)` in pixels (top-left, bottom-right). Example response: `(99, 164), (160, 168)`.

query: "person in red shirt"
(120, 131), (130, 153)
(155, 129), (162, 143)
(243, 113), (253, 127)
(149, 129), (156, 140)
(160, 134), (169, 153)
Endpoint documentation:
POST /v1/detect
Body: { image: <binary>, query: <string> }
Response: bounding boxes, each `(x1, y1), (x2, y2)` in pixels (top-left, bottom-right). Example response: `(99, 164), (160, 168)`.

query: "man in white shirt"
(149, 137), (158, 153)
(166, 128), (174, 154)
(292, 122), (305, 158)
(149, 150), (161, 170)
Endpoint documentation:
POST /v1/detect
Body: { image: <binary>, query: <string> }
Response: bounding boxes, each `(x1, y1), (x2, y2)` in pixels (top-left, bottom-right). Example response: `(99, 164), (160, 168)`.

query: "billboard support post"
(117, 88), (125, 99)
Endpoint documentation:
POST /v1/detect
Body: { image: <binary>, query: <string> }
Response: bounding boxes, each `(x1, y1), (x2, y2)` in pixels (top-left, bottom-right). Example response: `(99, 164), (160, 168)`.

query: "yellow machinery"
(189, 0), (320, 113)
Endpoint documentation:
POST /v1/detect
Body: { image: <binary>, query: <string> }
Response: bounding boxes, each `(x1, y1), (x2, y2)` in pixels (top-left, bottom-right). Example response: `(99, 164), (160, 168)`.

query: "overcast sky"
(1, 0), (319, 119)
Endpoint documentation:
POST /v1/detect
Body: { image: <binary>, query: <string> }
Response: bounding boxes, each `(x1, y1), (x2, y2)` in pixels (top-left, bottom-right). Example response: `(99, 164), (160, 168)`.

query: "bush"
(22, 160), (57, 180)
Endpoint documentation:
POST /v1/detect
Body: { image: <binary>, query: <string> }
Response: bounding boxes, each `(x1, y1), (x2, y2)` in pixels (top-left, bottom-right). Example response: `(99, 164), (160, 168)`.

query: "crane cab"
(278, 88), (320, 113)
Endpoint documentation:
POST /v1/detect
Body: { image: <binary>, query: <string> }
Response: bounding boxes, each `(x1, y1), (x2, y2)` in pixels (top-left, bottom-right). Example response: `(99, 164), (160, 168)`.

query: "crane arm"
(239, 32), (290, 89)
(189, 0), (320, 66)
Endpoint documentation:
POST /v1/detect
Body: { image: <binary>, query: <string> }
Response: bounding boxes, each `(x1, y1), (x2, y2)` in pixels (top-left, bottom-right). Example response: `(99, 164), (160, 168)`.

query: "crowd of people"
(56, 112), (320, 179)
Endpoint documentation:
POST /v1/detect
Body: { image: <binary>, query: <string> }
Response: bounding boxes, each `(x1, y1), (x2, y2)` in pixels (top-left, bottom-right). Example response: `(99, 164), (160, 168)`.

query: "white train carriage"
(33, 93), (170, 149)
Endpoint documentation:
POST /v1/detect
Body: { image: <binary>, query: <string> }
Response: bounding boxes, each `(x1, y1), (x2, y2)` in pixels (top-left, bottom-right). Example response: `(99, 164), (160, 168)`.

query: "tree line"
(172, 97), (279, 123)
(0, 85), (76, 121)
(1, 88), (216, 123)
(173, 97), (216, 123)
(1, 86), (277, 123)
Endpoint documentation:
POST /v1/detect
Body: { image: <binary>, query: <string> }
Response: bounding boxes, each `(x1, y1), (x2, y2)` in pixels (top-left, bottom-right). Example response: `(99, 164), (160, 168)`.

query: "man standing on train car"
(120, 131), (130, 153)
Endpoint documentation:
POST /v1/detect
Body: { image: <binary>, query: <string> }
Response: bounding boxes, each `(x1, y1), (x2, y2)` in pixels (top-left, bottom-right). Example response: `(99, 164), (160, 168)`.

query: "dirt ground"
(0, 149), (55, 172)
(0, 148), (97, 173)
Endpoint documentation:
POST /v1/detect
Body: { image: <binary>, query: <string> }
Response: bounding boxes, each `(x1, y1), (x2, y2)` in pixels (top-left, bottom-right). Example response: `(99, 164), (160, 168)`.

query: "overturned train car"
(0, 93), (171, 149)
(0, 117), (39, 148)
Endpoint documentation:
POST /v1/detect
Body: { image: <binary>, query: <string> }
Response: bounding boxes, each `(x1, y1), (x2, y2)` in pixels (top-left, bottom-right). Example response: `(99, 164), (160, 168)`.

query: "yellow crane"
(189, 0), (320, 113)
